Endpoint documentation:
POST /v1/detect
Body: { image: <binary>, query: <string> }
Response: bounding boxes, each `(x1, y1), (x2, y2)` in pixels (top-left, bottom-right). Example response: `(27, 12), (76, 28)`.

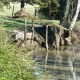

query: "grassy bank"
(0, 26), (37, 80)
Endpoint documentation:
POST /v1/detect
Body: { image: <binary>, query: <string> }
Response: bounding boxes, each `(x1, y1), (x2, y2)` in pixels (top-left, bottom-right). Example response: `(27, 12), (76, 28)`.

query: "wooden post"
(45, 51), (48, 71)
(46, 25), (48, 52)
(35, 8), (37, 16)
(12, 6), (14, 17)
(24, 18), (27, 45)
(31, 19), (34, 43)
(54, 27), (57, 49)
(71, 30), (73, 43)
(69, 55), (76, 80)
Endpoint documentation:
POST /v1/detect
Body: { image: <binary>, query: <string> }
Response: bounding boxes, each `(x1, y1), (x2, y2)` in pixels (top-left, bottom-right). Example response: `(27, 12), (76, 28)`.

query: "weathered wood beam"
(45, 23), (70, 31)
(13, 15), (40, 20)
(31, 19), (34, 43)
(46, 25), (48, 52)
(12, 6), (14, 17)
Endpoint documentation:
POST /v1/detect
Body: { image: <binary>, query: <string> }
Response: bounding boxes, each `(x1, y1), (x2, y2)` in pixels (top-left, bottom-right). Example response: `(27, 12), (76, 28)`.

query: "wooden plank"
(46, 25), (48, 52)
(31, 19), (34, 43)
(45, 22), (70, 31)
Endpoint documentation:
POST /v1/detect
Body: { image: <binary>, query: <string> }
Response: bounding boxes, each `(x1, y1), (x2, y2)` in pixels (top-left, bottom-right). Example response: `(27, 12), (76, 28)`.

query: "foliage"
(0, 26), (37, 80)
(60, 0), (70, 25)
(35, 0), (78, 21)
(24, 0), (40, 4)
(12, 0), (18, 2)
(69, 0), (77, 20)
(16, 0), (60, 19)
(21, 0), (25, 8)
(38, 0), (60, 19)
(0, 0), (10, 10)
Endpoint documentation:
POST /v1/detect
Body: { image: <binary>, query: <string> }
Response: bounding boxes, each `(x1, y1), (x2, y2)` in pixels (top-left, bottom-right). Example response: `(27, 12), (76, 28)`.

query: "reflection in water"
(69, 44), (76, 80)
(30, 45), (80, 80)
(45, 51), (48, 71)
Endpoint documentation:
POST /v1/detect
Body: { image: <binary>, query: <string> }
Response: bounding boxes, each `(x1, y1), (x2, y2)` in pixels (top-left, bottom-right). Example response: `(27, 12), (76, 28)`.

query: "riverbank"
(0, 26), (37, 80)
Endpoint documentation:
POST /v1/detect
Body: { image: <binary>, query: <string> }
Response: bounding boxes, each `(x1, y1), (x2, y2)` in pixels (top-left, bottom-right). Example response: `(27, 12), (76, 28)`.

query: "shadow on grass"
(3, 21), (24, 30)
(0, 17), (31, 30)
(1, 17), (43, 31)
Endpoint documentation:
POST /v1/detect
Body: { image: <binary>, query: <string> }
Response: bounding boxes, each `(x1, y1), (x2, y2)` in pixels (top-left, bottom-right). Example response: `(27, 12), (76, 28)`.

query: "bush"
(0, 26), (37, 80)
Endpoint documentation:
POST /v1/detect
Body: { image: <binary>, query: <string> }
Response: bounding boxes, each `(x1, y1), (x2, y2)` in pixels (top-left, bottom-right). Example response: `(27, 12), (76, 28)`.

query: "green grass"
(0, 16), (60, 31)
(0, 26), (37, 80)
(0, 17), (33, 30)
(0, 2), (36, 16)
(0, 17), (24, 30)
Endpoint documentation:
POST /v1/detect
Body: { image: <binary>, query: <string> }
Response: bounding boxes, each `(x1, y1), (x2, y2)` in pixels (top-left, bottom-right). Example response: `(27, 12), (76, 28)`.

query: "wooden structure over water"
(13, 8), (70, 51)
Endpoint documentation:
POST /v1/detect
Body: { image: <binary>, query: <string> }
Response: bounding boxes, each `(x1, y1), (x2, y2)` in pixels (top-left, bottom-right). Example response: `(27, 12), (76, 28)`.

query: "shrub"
(0, 26), (37, 80)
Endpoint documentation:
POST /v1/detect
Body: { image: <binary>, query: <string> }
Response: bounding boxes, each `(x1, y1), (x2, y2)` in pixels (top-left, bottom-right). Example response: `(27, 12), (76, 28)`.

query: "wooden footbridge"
(13, 8), (70, 51)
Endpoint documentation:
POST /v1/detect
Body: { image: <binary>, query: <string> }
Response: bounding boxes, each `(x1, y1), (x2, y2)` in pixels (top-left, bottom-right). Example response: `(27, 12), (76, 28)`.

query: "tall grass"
(0, 26), (37, 80)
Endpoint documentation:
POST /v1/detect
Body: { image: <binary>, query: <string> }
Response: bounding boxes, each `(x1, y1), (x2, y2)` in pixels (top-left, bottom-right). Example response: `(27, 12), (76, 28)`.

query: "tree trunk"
(70, 0), (80, 31)
(31, 19), (34, 43)
(21, 0), (25, 9)
(46, 25), (48, 52)
(65, 0), (80, 45)
(59, 0), (70, 46)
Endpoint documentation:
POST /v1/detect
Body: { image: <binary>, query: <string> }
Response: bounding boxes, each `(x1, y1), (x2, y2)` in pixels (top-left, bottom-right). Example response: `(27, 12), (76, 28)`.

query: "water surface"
(29, 45), (80, 80)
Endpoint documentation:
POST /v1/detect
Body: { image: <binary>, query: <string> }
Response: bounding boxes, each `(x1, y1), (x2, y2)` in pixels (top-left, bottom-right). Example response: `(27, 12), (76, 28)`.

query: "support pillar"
(46, 25), (48, 52)
(12, 6), (14, 17)
(31, 19), (34, 43)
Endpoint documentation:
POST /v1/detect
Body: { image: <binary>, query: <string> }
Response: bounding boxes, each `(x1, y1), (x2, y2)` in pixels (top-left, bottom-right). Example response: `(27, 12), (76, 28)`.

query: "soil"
(72, 26), (80, 43)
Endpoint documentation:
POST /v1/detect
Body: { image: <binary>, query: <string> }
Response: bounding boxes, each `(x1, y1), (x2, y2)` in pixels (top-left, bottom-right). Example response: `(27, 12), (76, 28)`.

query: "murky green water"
(29, 44), (80, 80)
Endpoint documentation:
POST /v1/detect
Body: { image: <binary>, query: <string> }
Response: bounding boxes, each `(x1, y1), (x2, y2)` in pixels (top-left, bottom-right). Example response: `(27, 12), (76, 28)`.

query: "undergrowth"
(0, 26), (37, 80)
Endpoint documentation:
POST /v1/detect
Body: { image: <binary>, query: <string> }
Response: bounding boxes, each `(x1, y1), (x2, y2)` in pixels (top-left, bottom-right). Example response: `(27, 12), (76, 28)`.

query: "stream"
(29, 44), (80, 80)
